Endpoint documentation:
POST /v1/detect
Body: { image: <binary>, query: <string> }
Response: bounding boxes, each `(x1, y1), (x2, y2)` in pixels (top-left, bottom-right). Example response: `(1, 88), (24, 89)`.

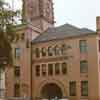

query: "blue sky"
(7, 0), (100, 30)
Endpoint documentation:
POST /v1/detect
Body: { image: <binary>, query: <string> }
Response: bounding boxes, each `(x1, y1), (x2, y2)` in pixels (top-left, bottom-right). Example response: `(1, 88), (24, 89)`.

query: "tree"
(0, 0), (20, 65)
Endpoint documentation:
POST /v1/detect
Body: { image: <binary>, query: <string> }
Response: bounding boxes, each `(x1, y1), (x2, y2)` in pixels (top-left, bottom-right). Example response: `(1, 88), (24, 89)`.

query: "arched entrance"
(40, 83), (63, 99)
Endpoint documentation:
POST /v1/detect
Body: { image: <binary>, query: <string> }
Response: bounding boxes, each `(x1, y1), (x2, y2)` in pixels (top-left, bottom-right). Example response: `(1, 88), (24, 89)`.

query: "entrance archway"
(40, 83), (63, 99)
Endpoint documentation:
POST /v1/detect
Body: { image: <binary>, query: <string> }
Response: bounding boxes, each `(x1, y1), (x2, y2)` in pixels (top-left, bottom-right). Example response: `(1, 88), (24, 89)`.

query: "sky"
(7, 0), (100, 30)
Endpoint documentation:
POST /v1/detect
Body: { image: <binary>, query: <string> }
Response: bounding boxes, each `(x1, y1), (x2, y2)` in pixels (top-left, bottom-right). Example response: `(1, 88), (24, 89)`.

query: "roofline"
(32, 32), (96, 45)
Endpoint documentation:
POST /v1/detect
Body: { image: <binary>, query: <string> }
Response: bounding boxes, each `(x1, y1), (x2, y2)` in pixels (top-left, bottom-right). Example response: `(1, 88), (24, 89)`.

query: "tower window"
(69, 81), (76, 96)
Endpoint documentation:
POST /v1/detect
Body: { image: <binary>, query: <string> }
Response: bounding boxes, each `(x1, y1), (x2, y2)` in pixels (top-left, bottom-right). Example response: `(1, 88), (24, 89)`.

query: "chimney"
(96, 16), (100, 34)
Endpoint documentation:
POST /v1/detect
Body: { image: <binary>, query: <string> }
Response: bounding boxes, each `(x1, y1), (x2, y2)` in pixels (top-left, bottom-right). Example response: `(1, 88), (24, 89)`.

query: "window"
(15, 48), (21, 59)
(80, 40), (87, 53)
(0, 67), (5, 97)
(55, 63), (60, 75)
(62, 62), (67, 74)
(35, 65), (40, 76)
(61, 44), (67, 55)
(41, 48), (46, 57)
(99, 40), (100, 51)
(54, 45), (60, 56)
(48, 64), (53, 75)
(81, 81), (88, 96)
(80, 61), (88, 73)
(35, 48), (40, 58)
(14, 66), (20, 77)
(21, 33), (25, 40)
(48, 46), (53, 56)
(14, 84), (20, 97)
(42, 64), (46, 76)
(69, 81), (76, 96)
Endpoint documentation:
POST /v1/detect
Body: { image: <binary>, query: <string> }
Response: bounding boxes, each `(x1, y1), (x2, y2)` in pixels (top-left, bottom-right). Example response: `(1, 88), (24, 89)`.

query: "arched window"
(41, 48), (46, 57)
(54, 45), (60, 56)
(62, 62), (67, 74)
(35, 48), (40, 58)
(48, 46), (53, 56)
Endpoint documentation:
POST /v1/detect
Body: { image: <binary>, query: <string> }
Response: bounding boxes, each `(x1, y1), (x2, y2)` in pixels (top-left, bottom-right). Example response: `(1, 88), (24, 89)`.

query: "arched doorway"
(40, 83), (63, 99)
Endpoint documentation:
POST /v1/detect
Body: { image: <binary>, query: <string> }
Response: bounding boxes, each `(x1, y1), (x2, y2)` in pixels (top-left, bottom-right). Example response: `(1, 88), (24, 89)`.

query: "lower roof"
(32, 23), (95, 43)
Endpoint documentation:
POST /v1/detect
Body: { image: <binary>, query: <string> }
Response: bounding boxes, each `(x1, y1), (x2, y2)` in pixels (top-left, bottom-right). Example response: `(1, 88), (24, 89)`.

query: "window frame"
(35, 48), (40, 58)
(42, 64), (46, 76)
(81, 81), (88, 96)
(35, 65), (40, 77)
(80, 60), (88, 73)
(69, 81), (76, 96)
(55, 63), (60, 75)
(48, 63), (53, 76)
(14, 66), (20, 77)
(15, 48), (21, 59)
(62, 62), (67, 75)
(14, 83), (20, 97)
(80, 40), (87, 53)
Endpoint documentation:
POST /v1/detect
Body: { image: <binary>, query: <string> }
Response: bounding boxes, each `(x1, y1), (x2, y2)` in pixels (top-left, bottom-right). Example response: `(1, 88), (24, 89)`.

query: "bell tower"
(22, 0), (54, 32)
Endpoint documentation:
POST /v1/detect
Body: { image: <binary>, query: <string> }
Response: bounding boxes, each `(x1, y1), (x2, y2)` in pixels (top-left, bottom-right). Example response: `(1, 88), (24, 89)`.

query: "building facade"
(4, 0), (100, 100)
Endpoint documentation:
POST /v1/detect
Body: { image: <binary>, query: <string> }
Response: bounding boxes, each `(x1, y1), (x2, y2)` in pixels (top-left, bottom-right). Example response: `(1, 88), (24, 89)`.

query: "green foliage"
(0, 0), (20, 65)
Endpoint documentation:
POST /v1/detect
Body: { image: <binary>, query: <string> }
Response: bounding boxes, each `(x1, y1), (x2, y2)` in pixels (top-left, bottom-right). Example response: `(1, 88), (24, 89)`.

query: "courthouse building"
(1, 0), (100, 100)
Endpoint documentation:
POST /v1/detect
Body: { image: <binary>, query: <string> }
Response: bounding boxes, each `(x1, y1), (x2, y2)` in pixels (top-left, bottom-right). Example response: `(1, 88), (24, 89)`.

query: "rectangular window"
(35, 65), (40, 76)
(55, 63), (60, 75)
(14, 66), (20, 77)
(80, 40), (87, 53)
(14, 84), (20, 97)
(42, 64), (46, 76)
(81, 81), (88, 96)
(0, 68), (5, 97)
(99, 40), (100, 51)
(15, 48), (21, 59)
(69, 81), (76, 96)
(41, 48), (46, 57)
(80, 61), (88, 73)
(35, 48), (40, 58)
(48, 47), (53, 56)
(62, 62), (67, 75)
(48, 64), (53, 76)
